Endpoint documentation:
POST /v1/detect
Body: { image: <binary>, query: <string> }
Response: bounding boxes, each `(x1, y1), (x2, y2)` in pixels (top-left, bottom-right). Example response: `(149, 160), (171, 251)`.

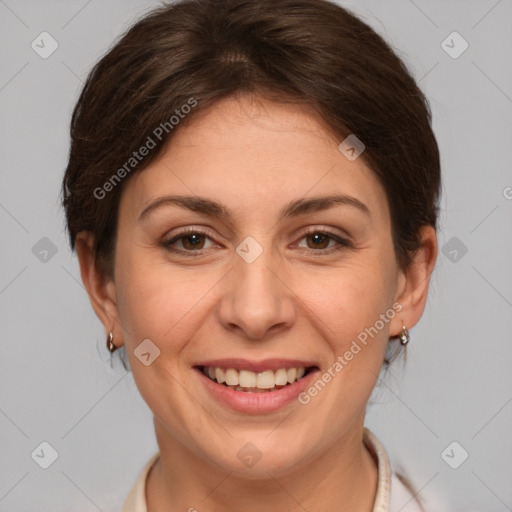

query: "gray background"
(1, 0), (511, 511)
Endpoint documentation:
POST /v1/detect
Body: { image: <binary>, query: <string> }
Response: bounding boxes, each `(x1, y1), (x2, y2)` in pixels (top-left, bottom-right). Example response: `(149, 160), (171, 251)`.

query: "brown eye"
(296, 229), (352, 254)
(162, 228), (216, 255)
(305, 232), (331, 250)
(180, 232), (207, 250)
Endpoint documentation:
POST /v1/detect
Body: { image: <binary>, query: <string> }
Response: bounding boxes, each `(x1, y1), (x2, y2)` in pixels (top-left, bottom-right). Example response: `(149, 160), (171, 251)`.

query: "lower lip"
(194, 367), (319, 414)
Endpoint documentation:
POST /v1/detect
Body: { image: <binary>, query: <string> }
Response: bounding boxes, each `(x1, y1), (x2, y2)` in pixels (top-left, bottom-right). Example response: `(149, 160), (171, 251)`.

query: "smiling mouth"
(196, 365), (318, 393)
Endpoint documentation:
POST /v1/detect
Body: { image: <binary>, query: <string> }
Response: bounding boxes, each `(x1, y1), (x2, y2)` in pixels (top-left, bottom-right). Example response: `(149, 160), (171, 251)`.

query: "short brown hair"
(61, 0), (440, 325)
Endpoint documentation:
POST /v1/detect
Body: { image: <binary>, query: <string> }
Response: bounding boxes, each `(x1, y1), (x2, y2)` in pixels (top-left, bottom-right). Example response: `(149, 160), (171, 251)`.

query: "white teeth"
(215, 367), (226, 384)
(239, 370), (256, 388)
(256, 370), (275, 389)
(274, 368), (288, 386)
(286, 368), (297, 384)
(225, 368), (239, 386)
(203, 366), (310, 390)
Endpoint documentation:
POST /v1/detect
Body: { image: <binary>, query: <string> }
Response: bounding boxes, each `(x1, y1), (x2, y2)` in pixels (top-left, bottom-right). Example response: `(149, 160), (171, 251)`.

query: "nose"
(216, 244), (297, 341)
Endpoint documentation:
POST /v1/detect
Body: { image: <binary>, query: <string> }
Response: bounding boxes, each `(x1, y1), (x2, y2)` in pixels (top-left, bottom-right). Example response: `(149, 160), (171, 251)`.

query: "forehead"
(119, 95), (388, 225)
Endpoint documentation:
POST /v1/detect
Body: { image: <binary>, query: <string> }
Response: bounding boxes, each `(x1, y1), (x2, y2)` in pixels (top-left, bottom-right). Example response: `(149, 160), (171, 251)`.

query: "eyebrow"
(138, 193), (371, 223)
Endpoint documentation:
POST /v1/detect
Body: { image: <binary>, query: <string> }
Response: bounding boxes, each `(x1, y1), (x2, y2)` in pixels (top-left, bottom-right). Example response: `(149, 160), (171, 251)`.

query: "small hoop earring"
(399, 323), (410, 346)
(106, 331), (117, 353)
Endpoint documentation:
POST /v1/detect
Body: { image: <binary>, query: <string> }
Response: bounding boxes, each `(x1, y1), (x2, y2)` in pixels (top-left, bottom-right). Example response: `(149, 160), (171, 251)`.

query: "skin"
(76, 94), (437, 512)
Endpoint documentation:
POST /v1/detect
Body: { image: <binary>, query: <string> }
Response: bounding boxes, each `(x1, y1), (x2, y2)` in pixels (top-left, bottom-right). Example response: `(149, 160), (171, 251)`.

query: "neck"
(146, 418), (379, 512)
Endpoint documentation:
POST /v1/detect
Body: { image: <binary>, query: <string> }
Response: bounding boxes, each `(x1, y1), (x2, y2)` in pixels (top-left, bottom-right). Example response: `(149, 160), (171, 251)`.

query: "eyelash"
(161, 226), (353, 257)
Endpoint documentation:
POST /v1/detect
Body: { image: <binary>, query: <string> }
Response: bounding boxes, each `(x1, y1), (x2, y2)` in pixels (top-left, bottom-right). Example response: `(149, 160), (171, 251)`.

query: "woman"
(61, 0), (440, 510)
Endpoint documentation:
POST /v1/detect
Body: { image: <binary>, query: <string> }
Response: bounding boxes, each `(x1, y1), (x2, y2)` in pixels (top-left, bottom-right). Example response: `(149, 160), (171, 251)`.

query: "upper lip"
(194, 358), (319, 373)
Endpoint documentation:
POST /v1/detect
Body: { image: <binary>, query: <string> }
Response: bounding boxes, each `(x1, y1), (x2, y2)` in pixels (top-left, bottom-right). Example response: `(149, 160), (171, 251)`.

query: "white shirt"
(121, 427), (424, 512)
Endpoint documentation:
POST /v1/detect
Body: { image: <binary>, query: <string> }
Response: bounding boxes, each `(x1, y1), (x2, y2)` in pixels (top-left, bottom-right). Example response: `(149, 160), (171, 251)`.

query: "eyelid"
(162, 226), (220, 247)
(165, 225), (216, 238)
(294, 225), (351, 242)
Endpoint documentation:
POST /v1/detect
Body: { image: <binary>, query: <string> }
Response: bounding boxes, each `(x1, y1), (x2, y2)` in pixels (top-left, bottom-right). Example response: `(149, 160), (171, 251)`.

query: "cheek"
(295, 260), (395, 348)
(115, 254), (218, 351)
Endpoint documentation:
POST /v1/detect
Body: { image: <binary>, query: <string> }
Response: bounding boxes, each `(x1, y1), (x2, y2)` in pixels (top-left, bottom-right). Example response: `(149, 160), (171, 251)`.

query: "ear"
(390, 225), (438, 337)
(75, 231), (124, 348)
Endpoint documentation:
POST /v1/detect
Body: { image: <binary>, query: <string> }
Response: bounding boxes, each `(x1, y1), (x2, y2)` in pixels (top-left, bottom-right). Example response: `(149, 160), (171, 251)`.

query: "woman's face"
(110, 95), (409, 475)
